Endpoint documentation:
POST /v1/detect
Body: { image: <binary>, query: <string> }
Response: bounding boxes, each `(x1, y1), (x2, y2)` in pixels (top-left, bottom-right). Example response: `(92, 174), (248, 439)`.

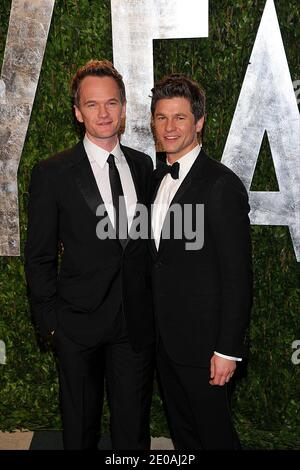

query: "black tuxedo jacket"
(150, 149), (253, 366)
(25, 141), (154, 351)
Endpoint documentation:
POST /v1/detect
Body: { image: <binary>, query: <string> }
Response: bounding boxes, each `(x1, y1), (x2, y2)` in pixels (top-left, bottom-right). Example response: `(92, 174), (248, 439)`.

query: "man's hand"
(209, 354), (236, 386)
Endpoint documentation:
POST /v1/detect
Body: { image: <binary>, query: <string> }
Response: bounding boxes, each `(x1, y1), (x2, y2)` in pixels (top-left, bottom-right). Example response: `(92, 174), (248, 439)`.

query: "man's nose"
(165, 119), (176, 132)
(98, 104), (109, 117)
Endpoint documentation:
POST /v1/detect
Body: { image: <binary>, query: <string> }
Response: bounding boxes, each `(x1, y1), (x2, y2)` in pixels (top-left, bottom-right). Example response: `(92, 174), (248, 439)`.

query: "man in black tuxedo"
(150, 75), (252, 449)
(25, 60), (154, 450)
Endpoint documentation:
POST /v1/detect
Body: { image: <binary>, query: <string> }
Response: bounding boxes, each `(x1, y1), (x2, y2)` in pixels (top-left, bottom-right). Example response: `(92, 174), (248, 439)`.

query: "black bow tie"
(154, 161), (180, 180)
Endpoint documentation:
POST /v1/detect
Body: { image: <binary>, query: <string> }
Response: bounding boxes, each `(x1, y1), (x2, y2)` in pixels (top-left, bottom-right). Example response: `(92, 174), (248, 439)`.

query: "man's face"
(153, 97), (204, 162)
(74, 75), (126, 151)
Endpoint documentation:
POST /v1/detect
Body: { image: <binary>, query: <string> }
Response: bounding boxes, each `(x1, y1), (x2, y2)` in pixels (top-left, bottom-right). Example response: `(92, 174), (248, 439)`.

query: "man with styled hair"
(150, 74), (252, 449)
(25, 60), (154, 450)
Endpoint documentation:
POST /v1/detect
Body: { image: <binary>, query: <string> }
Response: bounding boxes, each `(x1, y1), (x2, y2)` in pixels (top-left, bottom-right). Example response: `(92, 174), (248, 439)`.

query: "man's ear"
(121, 101), (126, 118)
(74, 105), (83, 123)
(196, 116), (205, 134)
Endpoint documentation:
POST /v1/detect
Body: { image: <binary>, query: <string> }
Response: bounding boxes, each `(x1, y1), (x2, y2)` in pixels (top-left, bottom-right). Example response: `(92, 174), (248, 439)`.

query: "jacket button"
(155, 261), (162, 268)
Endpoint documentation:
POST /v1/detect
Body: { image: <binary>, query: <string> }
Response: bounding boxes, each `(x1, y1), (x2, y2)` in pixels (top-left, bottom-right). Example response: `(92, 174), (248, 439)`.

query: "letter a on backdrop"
(222, 0), (300, 261)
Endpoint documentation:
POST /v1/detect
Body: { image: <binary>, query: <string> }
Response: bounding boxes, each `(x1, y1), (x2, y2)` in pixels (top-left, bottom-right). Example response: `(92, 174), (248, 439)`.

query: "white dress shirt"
(83, 135), (137, 230)
(152, 145), (201, 250)
(152, 144), (241, 362)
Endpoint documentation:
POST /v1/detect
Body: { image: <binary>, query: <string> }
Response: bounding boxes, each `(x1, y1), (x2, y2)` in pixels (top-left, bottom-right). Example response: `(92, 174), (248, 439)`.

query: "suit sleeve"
(208, 173), (253, 358)
(24, 163), (59, 336)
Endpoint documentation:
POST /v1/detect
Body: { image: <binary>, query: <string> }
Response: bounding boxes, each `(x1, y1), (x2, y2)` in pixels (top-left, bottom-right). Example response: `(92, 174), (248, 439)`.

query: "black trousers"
(157, 340), (241, 450)
(53, 311), (154, 450)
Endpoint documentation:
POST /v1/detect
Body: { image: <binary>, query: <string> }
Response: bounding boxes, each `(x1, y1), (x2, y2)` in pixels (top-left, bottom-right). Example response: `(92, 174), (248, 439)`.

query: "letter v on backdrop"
(0, 0), (299, 260)
(0, 0), (55, 256)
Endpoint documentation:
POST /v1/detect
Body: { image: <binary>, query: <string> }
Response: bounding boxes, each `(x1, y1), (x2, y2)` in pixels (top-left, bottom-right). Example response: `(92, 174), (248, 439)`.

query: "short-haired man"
(25, 60), (154, 450)
(150, 74), (252, 449)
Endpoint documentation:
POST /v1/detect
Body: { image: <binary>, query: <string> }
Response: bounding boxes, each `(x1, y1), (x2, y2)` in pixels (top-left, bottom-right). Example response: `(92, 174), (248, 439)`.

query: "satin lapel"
(170, 150), (208, 206)
(120, 145), (144, 249)
(149, 161), (168, 257)
(151, 159), (168, 205)
(121, 145), (143, 203)
(70, 143), (115, 237)
(71, 143), (104, 216)
(158, 150), (208, 254)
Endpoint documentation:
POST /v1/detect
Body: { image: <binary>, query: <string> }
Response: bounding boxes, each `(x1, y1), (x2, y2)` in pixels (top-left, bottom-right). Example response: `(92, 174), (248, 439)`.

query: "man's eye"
(87, 103), (95, 108)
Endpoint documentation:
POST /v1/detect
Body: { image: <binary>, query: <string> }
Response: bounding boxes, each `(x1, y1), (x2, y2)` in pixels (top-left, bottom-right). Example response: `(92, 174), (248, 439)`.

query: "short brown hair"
(151, 74), (205, 122)
(71, 59), (126, 106)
